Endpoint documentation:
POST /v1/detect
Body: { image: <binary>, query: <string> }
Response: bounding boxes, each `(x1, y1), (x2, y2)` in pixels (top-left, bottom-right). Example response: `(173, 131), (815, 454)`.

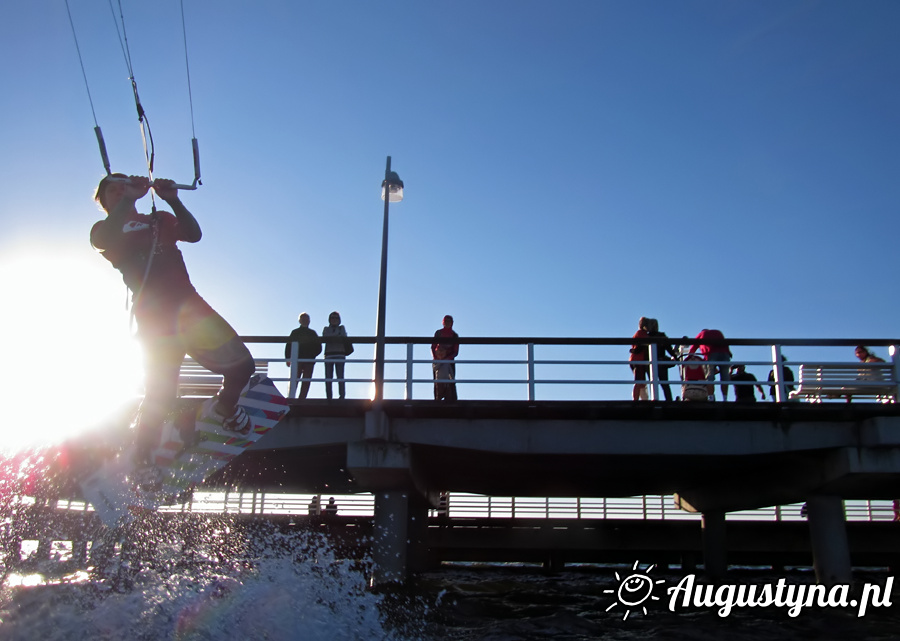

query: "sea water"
(1, 451), (898, 640)
(2, 551), (898, 639)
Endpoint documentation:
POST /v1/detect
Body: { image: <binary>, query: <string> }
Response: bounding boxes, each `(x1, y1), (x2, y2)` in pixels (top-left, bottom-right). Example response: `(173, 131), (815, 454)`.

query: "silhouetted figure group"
(630, 319), (808, 402)
(285, 311), (353, 399)
(285, 313), (461, 401)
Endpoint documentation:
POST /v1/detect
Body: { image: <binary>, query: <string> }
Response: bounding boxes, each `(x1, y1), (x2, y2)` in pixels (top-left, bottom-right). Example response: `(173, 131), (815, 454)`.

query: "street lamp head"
(381, 171), (404, 203)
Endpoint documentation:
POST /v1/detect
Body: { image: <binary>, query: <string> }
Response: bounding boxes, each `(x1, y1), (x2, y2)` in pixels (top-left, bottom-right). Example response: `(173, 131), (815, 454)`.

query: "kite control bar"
(97, 133), (201, 191)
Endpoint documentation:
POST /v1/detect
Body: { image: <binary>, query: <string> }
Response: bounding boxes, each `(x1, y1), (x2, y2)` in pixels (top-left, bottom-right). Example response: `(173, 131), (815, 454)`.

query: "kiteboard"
(80, 374), (289, 528)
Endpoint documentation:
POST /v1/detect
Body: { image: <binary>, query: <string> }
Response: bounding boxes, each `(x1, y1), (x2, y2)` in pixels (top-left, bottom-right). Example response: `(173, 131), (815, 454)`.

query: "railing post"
(771, 344), (785, 402)
(288, 342), (299, 399)
(891, 346), (900, 402)
(648, 343), (660, 401)
(406, 342), (414, 400)
(527, 343), (536, 402)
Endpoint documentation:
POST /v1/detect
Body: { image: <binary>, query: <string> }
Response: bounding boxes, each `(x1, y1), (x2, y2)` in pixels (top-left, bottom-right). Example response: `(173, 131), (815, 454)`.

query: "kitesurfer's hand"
(123, 175), (151, 201)
(152, 178), (179, 203)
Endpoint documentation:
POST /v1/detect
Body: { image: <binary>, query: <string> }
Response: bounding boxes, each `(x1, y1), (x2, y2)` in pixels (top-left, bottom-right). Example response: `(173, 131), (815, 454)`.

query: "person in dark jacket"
(731, 364), (766, 402)
(646, 318), (678, 401)
(767, 355), (796, 401)
(285, 312), (321, 399)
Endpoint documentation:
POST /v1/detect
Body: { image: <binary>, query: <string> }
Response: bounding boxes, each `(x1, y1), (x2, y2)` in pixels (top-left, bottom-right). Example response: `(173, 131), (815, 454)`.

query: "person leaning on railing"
(689, 328), (732, 401)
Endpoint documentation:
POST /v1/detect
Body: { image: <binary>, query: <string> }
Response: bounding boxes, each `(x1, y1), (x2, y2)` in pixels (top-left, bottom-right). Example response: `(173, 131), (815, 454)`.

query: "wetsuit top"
(91, 211), (197, 319)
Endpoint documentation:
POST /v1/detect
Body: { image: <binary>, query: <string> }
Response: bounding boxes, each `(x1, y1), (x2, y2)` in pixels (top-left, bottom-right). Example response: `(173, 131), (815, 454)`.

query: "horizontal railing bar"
(245, 336), (900, 347)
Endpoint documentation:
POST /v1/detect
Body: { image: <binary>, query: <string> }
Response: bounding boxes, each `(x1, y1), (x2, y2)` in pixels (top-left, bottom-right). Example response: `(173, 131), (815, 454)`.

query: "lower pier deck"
(6, 507), (899, 578)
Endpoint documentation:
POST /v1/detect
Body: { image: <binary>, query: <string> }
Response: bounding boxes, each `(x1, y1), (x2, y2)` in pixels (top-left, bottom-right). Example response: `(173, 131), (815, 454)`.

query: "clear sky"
(1, 2), (898, 443)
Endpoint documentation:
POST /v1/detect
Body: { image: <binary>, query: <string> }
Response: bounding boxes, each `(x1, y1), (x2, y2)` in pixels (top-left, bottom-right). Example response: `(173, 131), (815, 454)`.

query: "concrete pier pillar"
(406, 494), (433, 573)
(371, 490), (409, 585)
(807, 495), (852, 585)
(701, 510), (727, 581)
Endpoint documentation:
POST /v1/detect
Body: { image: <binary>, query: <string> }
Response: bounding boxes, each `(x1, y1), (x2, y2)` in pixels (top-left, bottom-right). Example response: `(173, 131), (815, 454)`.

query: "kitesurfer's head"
(94, 173), (130, 212)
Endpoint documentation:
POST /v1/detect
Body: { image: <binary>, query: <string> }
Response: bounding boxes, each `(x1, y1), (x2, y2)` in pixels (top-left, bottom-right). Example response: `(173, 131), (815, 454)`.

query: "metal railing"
(251, 336), (900, 402)
(46, 492), (899, 523)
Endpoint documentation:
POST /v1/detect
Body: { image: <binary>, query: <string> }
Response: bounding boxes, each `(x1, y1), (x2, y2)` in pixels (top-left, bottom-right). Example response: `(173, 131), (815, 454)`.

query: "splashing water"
(0, 451), (422, 641)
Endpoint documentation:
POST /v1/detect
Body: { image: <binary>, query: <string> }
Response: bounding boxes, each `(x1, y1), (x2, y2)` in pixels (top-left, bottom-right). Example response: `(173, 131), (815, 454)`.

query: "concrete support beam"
(364, 408), (389, 441)
(371, 490), (410, 585)
(346, 441), (415, 490)
(701, 510), (727, 582)
(807, 494), (852, 585)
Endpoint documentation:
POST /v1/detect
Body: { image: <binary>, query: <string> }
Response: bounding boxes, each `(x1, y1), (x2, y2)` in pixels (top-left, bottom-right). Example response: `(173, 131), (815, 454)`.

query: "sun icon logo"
(603, 560), (666, 620)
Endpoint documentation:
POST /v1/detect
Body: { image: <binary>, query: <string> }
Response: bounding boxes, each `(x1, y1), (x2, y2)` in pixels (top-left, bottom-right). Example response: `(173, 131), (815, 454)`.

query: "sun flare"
(0, 246), (143, 451)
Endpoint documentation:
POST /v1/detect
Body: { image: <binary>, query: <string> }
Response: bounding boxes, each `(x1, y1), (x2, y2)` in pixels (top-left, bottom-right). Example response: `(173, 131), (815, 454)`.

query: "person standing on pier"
(730, 364), (766, 401)
(629, 317), (653, 401)
(854, 345), (888, 402)
(646, 318), (678, 401)
(767, 355), (795, 401)
(432, 315), (459, 401)
(322, 311), (352, 400)
(689, 328), (732, 401)
(285, 313), (321, 399)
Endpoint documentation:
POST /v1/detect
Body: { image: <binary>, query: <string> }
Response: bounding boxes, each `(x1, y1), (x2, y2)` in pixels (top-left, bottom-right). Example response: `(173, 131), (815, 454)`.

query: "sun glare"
(0, 247), (143, 451)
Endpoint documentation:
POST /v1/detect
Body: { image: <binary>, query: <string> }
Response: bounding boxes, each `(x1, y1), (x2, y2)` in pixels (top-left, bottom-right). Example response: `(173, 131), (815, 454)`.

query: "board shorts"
(138, 293), (252, 395)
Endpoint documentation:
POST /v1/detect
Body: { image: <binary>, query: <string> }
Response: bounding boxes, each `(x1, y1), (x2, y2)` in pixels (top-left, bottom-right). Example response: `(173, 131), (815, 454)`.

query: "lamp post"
(373, 156), (404, 402)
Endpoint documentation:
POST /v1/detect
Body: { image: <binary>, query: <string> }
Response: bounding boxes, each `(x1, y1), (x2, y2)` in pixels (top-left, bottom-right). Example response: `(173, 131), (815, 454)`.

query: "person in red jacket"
(689, 328), (732, 401)
(629, 317), (651, 401)
(432, 315), (459, 401)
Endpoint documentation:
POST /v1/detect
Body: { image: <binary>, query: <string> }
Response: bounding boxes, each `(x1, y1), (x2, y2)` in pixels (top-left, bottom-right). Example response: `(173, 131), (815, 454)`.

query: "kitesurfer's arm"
(153, 178), (202, 243)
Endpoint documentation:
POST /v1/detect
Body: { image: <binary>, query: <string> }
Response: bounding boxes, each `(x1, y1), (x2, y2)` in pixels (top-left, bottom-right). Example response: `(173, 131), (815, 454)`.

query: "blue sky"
(1, 1), (898, 432)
